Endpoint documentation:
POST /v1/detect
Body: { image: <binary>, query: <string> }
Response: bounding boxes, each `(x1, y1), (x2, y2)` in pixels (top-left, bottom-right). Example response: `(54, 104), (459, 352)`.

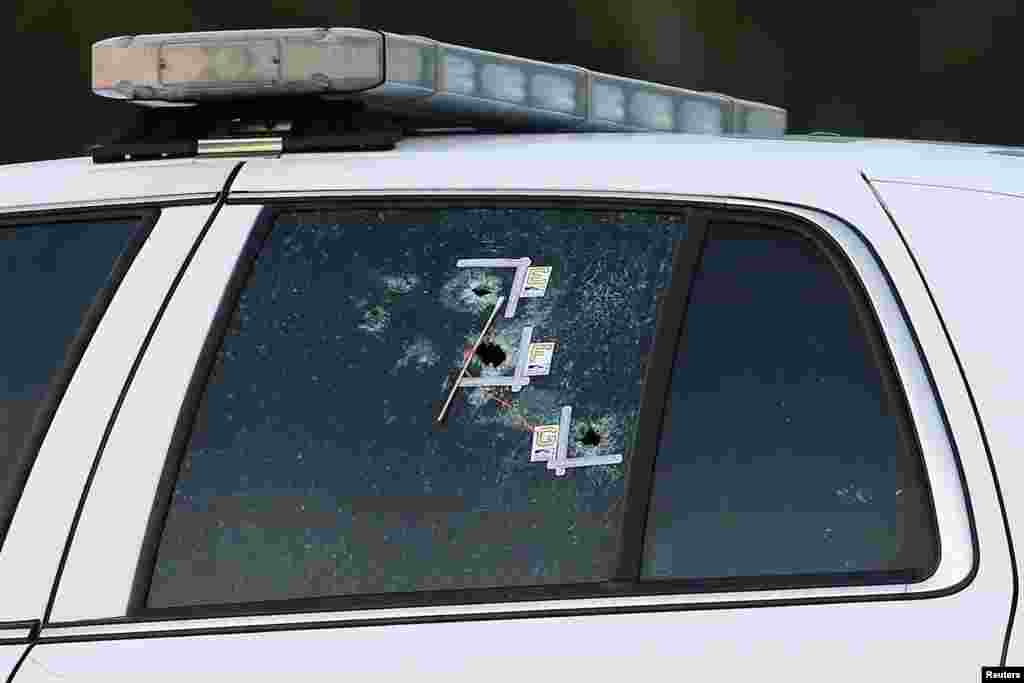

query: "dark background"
(6, 0), (1021, 164)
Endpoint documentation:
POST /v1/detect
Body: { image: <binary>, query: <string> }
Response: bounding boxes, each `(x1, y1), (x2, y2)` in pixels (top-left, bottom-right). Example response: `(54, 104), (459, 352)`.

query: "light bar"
(93, 28), (383, 101)
(92, 28), (787, 136)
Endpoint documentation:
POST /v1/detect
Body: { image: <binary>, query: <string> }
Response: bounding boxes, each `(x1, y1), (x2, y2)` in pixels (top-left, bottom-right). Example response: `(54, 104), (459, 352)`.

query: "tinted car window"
(148, 206), (684, 608)
(643, 223), (937, 582)
(0, 216), (145, 545)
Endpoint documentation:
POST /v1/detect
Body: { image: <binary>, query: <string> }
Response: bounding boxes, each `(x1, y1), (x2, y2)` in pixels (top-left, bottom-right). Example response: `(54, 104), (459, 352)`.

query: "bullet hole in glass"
(579, 426), (602, 447)
(475, 341), (507, 367)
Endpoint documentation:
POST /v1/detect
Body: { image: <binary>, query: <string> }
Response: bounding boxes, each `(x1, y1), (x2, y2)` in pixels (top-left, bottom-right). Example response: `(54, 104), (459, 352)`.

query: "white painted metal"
(228, 134), (1024, 202)
(0, 645), (28, 680)
(21, 607), (1009, 682)
(0, 205), (215, 622)
(48, 205), (262, 623)
(869, 180), (1024, 659)
(26, 600), (1005, 682)
(862, 145), (1024, 198)
(0, 157), (238, 213)
(40, 580), (904, 638)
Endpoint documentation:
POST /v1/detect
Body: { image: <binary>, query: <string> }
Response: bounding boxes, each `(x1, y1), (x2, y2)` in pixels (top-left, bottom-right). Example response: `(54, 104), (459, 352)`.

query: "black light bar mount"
(89, 97), (404, 163)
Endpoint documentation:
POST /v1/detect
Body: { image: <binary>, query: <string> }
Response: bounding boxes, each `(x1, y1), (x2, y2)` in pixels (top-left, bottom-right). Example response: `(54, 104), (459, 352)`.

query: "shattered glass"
(149, 206), (683, 607)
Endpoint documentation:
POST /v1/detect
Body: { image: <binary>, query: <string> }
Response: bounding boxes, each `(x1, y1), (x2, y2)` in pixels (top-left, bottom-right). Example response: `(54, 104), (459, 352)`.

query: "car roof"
(0, 156), (241, 215)
(229, 133), (1024, 216)
(2, 133), (1022, 215)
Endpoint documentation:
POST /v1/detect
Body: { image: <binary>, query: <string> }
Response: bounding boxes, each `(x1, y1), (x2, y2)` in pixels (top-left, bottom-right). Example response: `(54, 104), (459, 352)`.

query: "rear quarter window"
(644, 222), (937, 584)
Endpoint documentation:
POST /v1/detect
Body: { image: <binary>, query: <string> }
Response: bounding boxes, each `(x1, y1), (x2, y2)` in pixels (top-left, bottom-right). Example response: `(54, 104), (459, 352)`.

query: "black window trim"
(0, 619), (39, 647)
(121, 197), (948, 624)
(613, 210), (709, 582)
(0, 207), (160, 553)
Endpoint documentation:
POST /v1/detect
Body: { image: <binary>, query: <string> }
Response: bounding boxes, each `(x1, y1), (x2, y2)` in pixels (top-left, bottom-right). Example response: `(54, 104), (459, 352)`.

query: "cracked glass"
(148, 206), (684, 607)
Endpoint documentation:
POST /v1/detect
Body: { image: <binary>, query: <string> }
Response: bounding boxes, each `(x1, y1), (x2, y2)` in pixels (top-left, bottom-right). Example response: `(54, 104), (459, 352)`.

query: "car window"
(0, 215), (148, 548)
(642, 223), (938, 583)
(147, 206), (684, 609)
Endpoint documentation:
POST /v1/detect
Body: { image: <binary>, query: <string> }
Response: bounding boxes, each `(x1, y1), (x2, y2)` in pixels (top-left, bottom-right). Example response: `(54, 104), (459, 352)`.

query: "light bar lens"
(160, 41), (278, 84)
(281, 32), (380, 89)
(93, 28), (382, 100)
(531, 72), (575, 113)
(481, 63), (526, 103)
(679, 98), (725, 134)
(630, 91), (674, 130)
(591, 82), (626, 123)
(92, 28), (786, 136)
(443, 54), (476, 95)
(385, 35), (435, 91)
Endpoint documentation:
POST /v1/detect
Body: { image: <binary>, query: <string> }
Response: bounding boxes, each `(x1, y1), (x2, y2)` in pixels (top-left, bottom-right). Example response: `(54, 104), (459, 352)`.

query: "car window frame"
(131, 198), (939, 617)
(130, 200), (701, 616)
(622, 209), (942, 591)
(0, 207), (159, 553)
(43, 194), (976, 634)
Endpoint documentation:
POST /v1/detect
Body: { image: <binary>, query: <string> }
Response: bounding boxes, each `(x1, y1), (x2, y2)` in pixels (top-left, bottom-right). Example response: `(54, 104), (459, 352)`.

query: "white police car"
(0, 28), (1019, 682)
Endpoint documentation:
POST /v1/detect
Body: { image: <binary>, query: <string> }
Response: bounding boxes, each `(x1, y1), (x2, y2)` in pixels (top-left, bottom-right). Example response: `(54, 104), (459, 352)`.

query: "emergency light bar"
(93, 28), (786, 136)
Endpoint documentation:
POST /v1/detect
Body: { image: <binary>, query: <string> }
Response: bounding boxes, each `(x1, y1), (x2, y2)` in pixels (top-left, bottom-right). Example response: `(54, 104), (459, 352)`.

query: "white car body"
(0, 133), (1019, 681)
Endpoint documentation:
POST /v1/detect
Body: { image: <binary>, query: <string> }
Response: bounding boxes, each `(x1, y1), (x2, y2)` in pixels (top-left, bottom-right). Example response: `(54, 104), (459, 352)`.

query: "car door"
(864, 179), (1024, 661)
(0, 158), (240, 681)
(19, 189), (1010, 682)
